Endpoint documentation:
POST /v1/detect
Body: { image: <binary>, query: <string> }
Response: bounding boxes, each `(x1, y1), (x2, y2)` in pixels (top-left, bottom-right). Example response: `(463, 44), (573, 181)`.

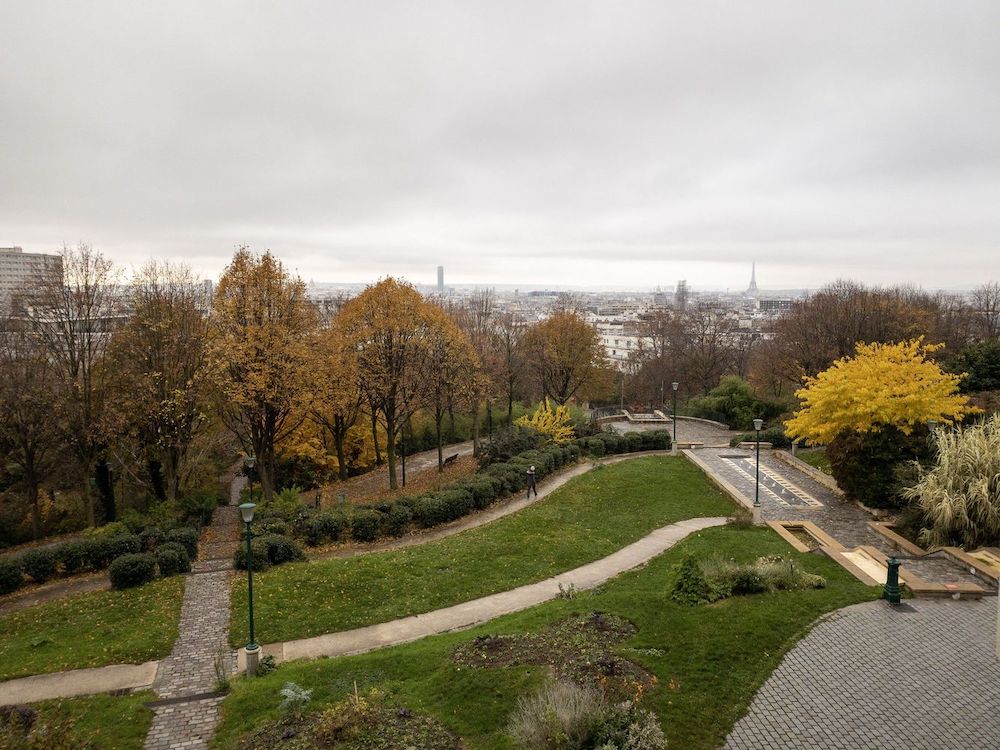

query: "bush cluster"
(0, 523), (201, 597)
(671, 555), (826, 605)
(250, 429), (666, 556)
(233, 534), (306, 571)
(108, 553), (158, 590)
(729, 426), (792, 449)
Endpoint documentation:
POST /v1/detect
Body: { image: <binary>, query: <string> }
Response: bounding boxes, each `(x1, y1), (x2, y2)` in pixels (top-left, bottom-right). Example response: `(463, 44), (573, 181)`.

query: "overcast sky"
(2, 1), (999, 290)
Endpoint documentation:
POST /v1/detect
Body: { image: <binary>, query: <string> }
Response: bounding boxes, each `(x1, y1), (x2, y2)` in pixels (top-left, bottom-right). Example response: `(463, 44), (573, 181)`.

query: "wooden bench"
(443, 454), (459, 467)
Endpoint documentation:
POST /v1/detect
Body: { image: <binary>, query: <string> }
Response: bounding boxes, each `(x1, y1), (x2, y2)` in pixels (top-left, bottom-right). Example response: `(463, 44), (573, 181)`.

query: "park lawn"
(230, 456), (736, 646)
(215, 524), (878, 750)
(0, 576), (184, 681)
(798, 448), (832, 474)
(24, 691), (155, 749)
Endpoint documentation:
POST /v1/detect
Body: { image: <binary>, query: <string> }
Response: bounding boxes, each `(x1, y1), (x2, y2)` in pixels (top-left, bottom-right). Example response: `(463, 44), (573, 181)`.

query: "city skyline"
(3, 2), (999, 290)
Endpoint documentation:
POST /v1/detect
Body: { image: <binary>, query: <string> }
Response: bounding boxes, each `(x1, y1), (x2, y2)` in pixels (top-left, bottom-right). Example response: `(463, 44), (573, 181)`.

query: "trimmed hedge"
(156, 542), (192, 576)
(729, 427), (791, 449)
(0, 557), (23, 596)
(232, 534), (305, 570)
(165, 528), (199, 559)
(108, 553), (157, 590)
(20, 548), (57, 583)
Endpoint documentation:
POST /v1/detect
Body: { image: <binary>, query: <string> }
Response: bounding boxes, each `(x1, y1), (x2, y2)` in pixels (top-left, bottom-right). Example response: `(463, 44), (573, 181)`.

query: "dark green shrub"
(478, 425), (545, 467)
(624, 432), (643, 452)
(180, 491), (219, 526)
(259, 534), (306, 565)
(729, 426), (791, 449)
(0, 557), (23, 595)
(688, 375), (787, 431)
(233, 538), (271, 571)
(108, 553), (157, 590)
(730, 568), (767, 595)
(383, 503), (413, 536)
(259, 520), (291, 536)
(485, 462), (526, 492)
(456, 475), (503, 509)
(827, 426), (933, 509)
(671, 556), (712, 605)
(57, 540), (91, 574)
(139, 527), (165, 551)
(156, 542), (191, 576)
(165, 528), (199, 559)
(20, 548), (57, 583)
(638, 429), (671, 450)
(302, 511), (346, 546)
(349, 509), (382, 543)
(106, 534), (142, 561)
(583, 437), (605, 457)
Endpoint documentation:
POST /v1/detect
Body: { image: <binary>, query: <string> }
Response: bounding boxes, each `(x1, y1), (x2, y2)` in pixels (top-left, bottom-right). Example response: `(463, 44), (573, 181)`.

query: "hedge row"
(0, 527), (200, 596)
(256, 430), (671, 552)
(728, 427), (791, 449)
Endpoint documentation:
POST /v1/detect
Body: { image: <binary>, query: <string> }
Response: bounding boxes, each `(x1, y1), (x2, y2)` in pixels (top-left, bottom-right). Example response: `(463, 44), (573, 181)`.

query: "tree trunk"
(508, 389), (514, 421)
(447, 400), (456, 442)
(82, 476), (95, 527)
(28, 481), (40, 540)
(96, 459), (116, 522)
(371, 410), (383, 466)
(436, 408), (444, 472)
(385, 411), (398, 490)
(334, 415), (348, 481)
(148, 457), (167, 502)
(472, 405), (481, 457)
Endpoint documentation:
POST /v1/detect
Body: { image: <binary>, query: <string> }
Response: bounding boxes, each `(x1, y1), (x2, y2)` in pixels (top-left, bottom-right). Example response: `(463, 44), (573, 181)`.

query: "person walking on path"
(526, 465), (538, 499)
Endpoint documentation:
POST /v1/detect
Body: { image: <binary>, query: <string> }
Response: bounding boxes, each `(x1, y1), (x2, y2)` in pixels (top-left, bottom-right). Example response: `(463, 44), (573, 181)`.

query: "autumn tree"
(785, 339), (976, 509)
(521, 311), (610, 405)
(311, 321), (364, 481)
(785, 339), (974, 445)
(106, 261), (210, 501)
(494, 311), (527, 419)
(207, 249), (319, 501)
(24, 243), (119, 526)
(425, 305), (483, 470)
(338, 278), (436, 489)
(0, 320), (61, 538)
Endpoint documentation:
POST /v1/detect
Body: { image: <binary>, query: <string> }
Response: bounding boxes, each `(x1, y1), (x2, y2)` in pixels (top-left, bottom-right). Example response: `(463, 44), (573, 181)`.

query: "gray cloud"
(2, 0), (999, 289)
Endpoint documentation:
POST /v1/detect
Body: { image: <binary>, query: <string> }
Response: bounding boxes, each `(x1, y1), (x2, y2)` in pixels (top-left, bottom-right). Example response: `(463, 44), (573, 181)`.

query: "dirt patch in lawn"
(452, 611), (656, 701)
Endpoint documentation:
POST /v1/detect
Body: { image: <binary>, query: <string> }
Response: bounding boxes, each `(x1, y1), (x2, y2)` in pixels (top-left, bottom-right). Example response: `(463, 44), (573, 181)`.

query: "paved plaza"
(724, 598), (1000, 750)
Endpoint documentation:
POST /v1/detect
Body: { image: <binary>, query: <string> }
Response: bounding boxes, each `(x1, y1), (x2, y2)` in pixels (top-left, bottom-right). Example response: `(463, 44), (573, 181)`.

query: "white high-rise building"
(0, 247), (62, 299)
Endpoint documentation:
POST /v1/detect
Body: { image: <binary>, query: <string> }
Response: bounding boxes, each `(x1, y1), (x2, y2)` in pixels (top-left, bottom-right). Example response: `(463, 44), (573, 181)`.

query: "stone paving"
(694, 447), (989, 588)
(612, 417), (737, 447)
(144, 502), (239, 750)
(724, 598), (1000, 750)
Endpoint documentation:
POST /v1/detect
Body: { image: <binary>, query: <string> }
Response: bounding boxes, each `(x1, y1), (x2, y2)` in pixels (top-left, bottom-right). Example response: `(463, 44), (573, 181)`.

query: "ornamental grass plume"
(903, 414), (1000, 549)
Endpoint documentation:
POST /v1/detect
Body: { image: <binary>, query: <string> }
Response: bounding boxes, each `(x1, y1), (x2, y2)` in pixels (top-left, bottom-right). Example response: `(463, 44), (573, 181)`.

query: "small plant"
(279, 681), (313, 720)
(508, 680), (605, 750)
(213, 648), (231, 693)
(670, 556), (713, 605)
(558, 582), (578, 600)
(256, 654), (277, 676)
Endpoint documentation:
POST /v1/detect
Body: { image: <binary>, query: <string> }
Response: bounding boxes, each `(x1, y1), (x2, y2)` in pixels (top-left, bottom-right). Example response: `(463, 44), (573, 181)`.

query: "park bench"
(443, 454), (459, 467)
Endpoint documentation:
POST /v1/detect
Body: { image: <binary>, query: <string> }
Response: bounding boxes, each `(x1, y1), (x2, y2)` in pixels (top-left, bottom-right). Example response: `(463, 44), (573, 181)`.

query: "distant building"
(747, 262), (758, 296)
(437, 265), (444, 293)
(675, 280), (689, 309)
(0, 246), (62, 300)
(758, 298), (793, 315)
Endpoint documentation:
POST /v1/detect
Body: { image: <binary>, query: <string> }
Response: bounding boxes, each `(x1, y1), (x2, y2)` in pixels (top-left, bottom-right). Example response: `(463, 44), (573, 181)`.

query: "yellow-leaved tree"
(785, 339), (974, 446)
(515, 399), (575, 444)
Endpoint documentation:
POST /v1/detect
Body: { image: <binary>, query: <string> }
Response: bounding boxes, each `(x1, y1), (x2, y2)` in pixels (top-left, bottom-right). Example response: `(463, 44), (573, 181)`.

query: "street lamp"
(671, 382), (679, 454)
(753, 418), (763, 524)
(239, 501), (260, 675)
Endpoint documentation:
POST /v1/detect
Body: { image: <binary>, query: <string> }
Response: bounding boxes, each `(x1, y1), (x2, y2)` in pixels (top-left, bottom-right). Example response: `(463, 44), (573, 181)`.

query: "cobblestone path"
(144, 501), (240, 750)
(695, 448), (990, 589)
(724, 598), (1000, 750)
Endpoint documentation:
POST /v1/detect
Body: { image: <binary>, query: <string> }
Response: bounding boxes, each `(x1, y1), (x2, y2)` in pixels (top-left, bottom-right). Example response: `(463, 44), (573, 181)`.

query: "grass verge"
(230, 456), (735, 645)
(0, 576), (184, 681)
(215, 524), (878, 749)
(20, 691), (156, 749)
(798, 448), (832, 474)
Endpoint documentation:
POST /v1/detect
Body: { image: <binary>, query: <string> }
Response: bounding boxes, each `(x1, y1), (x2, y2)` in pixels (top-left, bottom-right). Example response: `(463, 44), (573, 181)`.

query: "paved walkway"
(240, 516), (730, 666)
(690, 447), (989, 589)
(724, 598), (1000, 750)
(612, 417), (737, 447)
(144, 501), (241, 749)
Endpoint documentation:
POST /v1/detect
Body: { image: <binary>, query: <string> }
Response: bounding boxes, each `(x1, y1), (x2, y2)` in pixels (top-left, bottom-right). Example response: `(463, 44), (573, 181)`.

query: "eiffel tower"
(747, 262), (758, 294)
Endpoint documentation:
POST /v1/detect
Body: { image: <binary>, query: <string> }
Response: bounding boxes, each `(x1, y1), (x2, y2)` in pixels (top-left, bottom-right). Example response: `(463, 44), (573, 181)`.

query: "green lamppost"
(239, 501), (260, 675)
(753, 418), (763, 524)
(671, 382), (679, 454)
